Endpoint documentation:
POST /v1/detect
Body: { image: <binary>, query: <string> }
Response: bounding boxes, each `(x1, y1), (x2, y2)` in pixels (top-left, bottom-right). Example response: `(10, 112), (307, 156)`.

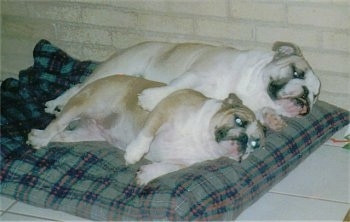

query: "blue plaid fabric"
(1, 39), (98, 162)
(1, 40), (349, 220)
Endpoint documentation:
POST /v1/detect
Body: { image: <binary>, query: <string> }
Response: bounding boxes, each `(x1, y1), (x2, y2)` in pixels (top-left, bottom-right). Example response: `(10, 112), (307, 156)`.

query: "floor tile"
(236, 192), (350, 221)
(0, 196), (16, 211)
(8, 201), (90, 221)
(0, 212), (54, 221)
(270, 144), (350, 203)
(324, 125), (349, 147)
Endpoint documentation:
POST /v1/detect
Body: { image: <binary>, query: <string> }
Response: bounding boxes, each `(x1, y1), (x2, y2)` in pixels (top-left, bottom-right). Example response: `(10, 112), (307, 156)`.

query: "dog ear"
(223, 93), (242, 108)
(272, 41), (303, 60)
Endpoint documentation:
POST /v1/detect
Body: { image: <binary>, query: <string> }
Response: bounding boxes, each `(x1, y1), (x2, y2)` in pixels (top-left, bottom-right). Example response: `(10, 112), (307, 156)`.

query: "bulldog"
(45, 41), (321, 130)
(28, 75), (264, 185)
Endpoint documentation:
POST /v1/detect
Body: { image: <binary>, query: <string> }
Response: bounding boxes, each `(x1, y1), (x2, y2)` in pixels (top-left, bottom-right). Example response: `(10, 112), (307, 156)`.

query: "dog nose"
(237, 134), (248, 152)
(238, 133), (248, 144)
(298, 86), (310, 116)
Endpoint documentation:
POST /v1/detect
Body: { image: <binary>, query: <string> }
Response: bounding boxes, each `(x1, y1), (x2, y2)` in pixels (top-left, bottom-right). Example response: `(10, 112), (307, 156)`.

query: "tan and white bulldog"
(45, 41), (321, 131)
(28, 75), (264, 185)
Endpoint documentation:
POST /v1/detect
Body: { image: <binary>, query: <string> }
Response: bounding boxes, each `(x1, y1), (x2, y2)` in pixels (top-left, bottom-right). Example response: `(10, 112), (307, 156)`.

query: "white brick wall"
(1, 0), (349, 110)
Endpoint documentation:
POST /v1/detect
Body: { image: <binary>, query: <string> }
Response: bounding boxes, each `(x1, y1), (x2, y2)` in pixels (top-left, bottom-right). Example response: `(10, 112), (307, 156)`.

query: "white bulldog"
(28, 75), (264, 185)
(45, 41), (321, 130)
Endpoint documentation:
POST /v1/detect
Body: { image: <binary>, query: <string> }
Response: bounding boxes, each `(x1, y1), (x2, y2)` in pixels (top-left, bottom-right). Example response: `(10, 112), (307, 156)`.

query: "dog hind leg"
(45, 84), (83, 115)
(27, 105), (84, 149)
(51, 120), (105, 143)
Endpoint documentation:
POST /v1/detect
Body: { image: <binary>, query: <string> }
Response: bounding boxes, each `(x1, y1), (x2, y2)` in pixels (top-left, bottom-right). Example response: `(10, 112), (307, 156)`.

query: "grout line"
(2, 200), (18, 213)
(269, 191), (350, 205)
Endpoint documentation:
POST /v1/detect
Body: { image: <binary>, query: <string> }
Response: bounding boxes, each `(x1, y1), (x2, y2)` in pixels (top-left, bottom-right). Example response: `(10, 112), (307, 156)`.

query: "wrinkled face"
(264, 43), (321, 118)
(213, 108), (265, 162)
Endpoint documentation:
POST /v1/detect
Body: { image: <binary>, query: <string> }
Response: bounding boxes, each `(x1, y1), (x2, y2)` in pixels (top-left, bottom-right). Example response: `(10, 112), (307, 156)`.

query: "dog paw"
(45, 99), (62, 115)
(139, 87), (173, 111)
(138, 89), (160, 111)
(27, 129), (50, 149)
(124, 139), (149, 165)
(136, 165), (157, 185)
(264, 111), (287, 131)
(124, 150), (143, 165)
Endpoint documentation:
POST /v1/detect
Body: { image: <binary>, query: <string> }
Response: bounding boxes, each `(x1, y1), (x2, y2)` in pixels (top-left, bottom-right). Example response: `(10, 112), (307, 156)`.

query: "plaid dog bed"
(1, 40), (349, 220)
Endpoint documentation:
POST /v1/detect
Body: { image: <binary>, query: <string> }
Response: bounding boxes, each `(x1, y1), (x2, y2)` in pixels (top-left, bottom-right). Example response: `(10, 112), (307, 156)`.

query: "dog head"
(263, 41), (321, 118)
(212, 93), (265, 162)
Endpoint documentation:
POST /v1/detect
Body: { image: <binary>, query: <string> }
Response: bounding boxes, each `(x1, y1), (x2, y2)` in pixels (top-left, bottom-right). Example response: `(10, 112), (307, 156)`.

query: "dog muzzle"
(268, 82), (311, 117)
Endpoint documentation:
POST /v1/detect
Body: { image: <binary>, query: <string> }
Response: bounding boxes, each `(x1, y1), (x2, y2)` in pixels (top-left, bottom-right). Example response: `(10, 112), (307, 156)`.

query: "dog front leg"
(136, 162), (184, 185)
(27, 108), (82, 149)
(124, 105), (167, 164)
(138, 72), (198, 111)
(257, 107), (287, 131)
(124, 132), (154, 165)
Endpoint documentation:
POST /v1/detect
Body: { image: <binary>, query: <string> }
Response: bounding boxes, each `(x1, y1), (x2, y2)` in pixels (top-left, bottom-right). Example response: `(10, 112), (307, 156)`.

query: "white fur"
(45, 41), (320, 131)
(29, 75), (264, 185)
(142, 100), (224, 164)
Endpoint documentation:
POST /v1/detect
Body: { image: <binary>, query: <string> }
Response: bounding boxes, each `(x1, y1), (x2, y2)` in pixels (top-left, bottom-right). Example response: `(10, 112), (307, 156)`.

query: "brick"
(303, 0), (349, 3)
(1, 53), (34, 76)
(56, 25), (112, 45)
(111, 32), (145, 49)
(287, 5), (349, 29)
(137, 14), (194, 35)
(111, 31), (181, 50)
(322, 32), (349, 52)
(64, 0), (104, 3)
(164, 0), (228, 17)
(230, 1), (286, 22)
(51, 41), (84, 60)
(81, 8), (137, 28)
(26, 2), (81, 22)
(256, 26), (320, 48)
(196, 19), (254, 40)
(82, 45), (117, 61)
(108, 0), (228, 17)
(304, 51), (350, 74)
(2, 17), (56, 40)
(1, 1), (28, 17)
(1, 36), (39, 57)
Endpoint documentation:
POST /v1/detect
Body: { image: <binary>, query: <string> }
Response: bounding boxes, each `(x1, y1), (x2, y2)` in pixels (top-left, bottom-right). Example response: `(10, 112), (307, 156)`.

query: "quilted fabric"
(1, 40), (349, 220)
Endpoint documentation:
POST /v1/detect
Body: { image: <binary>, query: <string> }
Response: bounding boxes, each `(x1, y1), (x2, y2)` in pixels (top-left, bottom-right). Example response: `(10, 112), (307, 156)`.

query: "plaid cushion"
(1, 40), (349, 220)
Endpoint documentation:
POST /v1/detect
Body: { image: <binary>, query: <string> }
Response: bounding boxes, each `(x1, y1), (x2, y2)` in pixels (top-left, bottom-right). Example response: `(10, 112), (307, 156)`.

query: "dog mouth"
(216, 132), (250, 161)
(294, 96), (310, 116)
(268, 82), (310, 117)
(218, 140), (247, 162)
(276, 95), (310, 117)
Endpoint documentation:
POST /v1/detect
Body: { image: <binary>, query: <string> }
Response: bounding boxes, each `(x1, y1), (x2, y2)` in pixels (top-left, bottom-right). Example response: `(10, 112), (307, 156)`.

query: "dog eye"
(250, 140), (260, 149)
(293, 71), (304, 79)
(292, 66), (305, 79)
(234, 116), (247, 128)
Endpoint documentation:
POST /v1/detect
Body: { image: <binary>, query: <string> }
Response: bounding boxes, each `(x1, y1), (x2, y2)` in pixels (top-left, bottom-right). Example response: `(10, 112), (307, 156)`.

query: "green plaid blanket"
(1, 40), (349, 220)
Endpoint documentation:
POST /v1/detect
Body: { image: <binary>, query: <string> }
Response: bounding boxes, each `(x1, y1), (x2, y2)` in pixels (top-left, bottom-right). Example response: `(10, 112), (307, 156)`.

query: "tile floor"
(1, 126), (349, 221)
